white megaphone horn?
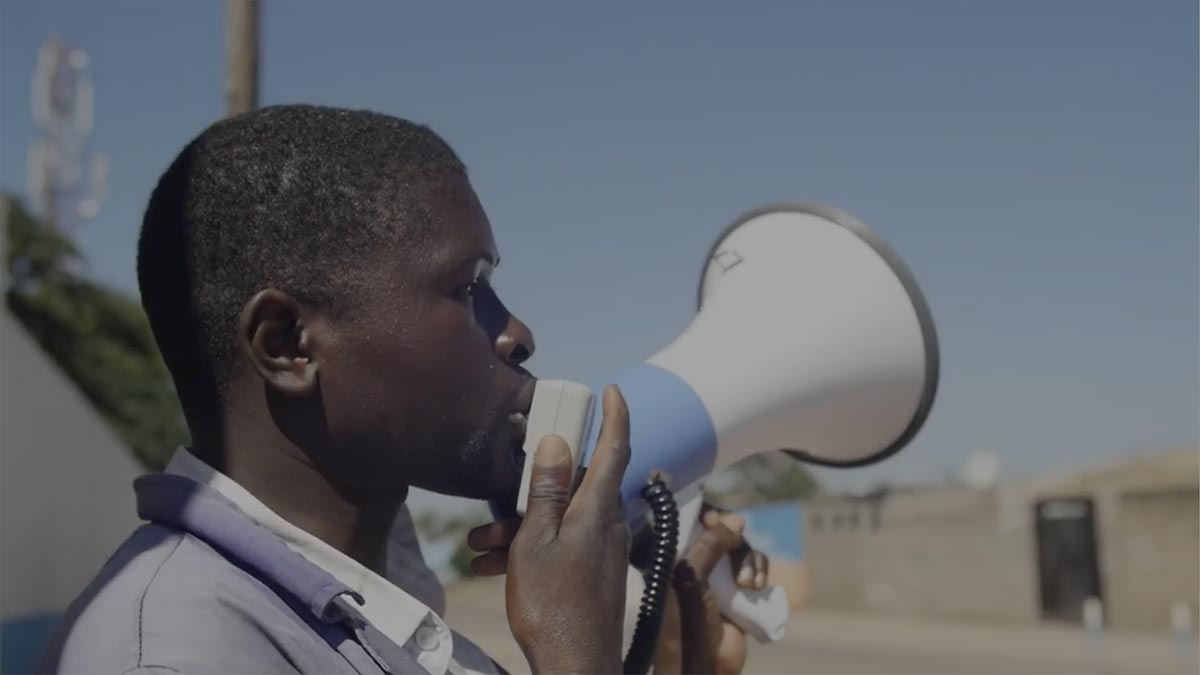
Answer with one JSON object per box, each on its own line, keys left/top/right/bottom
{"left": 505, "top": 202, "right": 940, "bottom": 643}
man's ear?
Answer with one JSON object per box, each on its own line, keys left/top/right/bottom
{"left": 237, "top": 289, "right": 320, "bottom": 396}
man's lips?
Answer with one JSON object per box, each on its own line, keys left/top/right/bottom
{"left": 507, "top": 410, "right": 529, "bottom": 445}
{"left": 514, "top": 376, "right": 536, "bottom": 417}
{"left": 506, "top": 376, "right": 537, "bottom": 466}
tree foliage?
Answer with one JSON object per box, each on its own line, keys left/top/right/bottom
{"left": 413, "top": 509, "right": 487, "bottom": 579}
{"left": 4, "top": 194, "right": 188, "bottom": 469}
{"left": 704, "top": 450, "right": 819, "bottom": 509}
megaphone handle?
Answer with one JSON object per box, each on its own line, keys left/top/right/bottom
{"left": 675, "top": 496, "right": 789, "bottom": 644}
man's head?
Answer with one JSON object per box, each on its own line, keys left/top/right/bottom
{"left": 138, "top": 105, "right": 536, "bottom": 501}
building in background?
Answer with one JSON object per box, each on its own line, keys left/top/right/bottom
{"left": 0, "top": 309, "right": 144, "bottom": 674}
{"left": 805, "top": 448, "right": 1199, "bottom": 632}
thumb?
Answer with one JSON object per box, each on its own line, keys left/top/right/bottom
{"left": 521, "top": 435, "right": 574, "bottom": 534}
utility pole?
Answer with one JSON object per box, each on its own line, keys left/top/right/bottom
{"left": 225, "top": 0, "right": 259, "bottom": 117}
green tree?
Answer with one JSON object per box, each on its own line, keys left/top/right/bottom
{"left": 448, "top": 540, "right": 475, "bottom": 579}
{"left": 704, "top": 450, "right": 819, "bottom": 509}
{"left": 4, "top": 194, "right": 188, "bottom": 469}
{"left": 413, "top": 510, "right": 486, "bottom": 579}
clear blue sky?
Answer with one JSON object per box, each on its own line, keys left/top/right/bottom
{"left": 2, "top": 2, "right": 1197, "bottom": 510}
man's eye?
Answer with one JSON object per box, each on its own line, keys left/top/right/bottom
{"left": 452, "top": 280, "right": 479, "bottom": 303}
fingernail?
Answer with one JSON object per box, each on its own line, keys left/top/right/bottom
{"left": 536, "top": 437, "right": 570, "bottom": 467}
{"left": 738, "top": 568, "right": 754, "bottom": 585}
{"left": 756, "top": 572, "right": 767, "bottom": 588}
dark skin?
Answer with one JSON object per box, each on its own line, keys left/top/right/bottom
{"left": 470, "top": 501, "right": 771, "bottom": 674}
{"left": 220, "top": 175, "right": 535, "bottom": 575}
{"left": 657, "top": 509, "right": 770, "bottom": 675}
{"left": 209, "top": 172, "right": 769, "bottom": 672}
{"left": 206, "top": 172, "right": 626, "bottom": 672}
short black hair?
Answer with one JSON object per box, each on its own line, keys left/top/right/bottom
{"left": 137, "top": 105, "right": 465, "bottom": 427}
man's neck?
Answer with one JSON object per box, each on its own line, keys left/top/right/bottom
{"left": 202, "top": 422, "right": 406, "bottom": 577}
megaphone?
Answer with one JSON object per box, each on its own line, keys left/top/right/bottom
{"left": 500, "top": 202, "right": 939, "bottom": 642}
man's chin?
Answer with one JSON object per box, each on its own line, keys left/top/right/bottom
{"left": 473, "top": 459, "right": 522, "bottom": 505}
{"left": 423, "top": 456, "right": 521, "bottom": 505}
{"left": 472, "top": 441, "right": 524, "bottom": 503}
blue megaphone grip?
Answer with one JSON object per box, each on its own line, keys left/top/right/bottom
{"left": 583, "top": 364, "right": 719, "bottom": 526}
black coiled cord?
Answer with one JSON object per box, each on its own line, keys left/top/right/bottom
{"left": 622, "top": 477, "right": 680, "bottom": 674}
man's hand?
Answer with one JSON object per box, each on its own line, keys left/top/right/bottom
{"left": 654, "top": 508, "right": 770, "bottom": 675}
{"left": 476, "top": 386, "right": 631, "bottom": 674}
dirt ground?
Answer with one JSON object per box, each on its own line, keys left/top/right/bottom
{"left": 444, "top": 576, "right": 1197, "bottom": 674}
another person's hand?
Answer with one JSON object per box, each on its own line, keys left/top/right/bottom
{"left": 653, "top": 508, "right": 770, "bottom": 675}
{"left": 475, "top": 386, "right": 631, "bottom": 674}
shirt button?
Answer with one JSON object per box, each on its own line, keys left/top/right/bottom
{"left": 415, "top": 626, "right": 440, "bottom": 651}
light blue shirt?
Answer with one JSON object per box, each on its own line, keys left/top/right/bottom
{"left": 38, "top": 457, "right": 503, "bottom": 675}
{"left": 164, "top": 449, "right": 495, "bottom": 675}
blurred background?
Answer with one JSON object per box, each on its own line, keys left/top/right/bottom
{"left": 0, "top": 1, "right": 1196, "bottom": 673}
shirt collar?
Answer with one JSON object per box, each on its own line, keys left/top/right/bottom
{"left": 164, "top": 448, "right": 452, "bottom": 674}
{"left": 134, "top": 472, "right": 358, "bottom": 621}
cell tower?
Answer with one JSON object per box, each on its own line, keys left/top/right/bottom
{"left": 27, "top": 37, "right": 108, "bottom": 232}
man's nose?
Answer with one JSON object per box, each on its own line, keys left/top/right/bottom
{"left": 494, "top": 315, "right": 536, "bottom": 365}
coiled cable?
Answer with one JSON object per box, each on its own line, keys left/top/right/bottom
{"left": 622, "top": 476, "right": 679, "bottom": 674}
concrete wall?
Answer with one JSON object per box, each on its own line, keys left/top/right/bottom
{"left": 805, "top": 450, "right": 1199, "bottom": 631}
{"left": 0, "top": 310, "right": 145, "bottom": 671}
{"left": 1021, "top": 449, "right": 1200, "bottom": 630}
{"left": 1110, "top": 488, "right": 1199, "bottom": 630}
{"left": 806, "top": 486, "right": 1040, "bottom": 622}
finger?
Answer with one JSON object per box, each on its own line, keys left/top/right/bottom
{"left": 571, "top": 386, "right": 630, "bottom": 516}
{"left": 736, "top": 548, "right": 769, "bottom": 589}
{"left": 520, "top": 435, "right": 574, "bottom": 534}
{"left": 469, "top": 549, "right": 509, "bottom": 576}
{"left": 716, "top": 512, "right": 746, "bottom": 537}
{"left": 736, "top": 553, "right": 756, "bottom": 589}
{"left": 754, "top": 550, "right": 770, "bottom": 589}
{"left": 685, "top": 522, "right": 744, "bottom": 579}
{"left": 651, "top": 587, "right": 683, "bottom": 674}
{"left": 716, "top": 621, "right": 749, "bottom": 675}
{"left": 674, "top": 565, "right": 718, "bottom": 675}
{"left": 737, "top": 550, "right": 765, "bottom": 589}
{"left": 701, "top": 582, "right": 724, "bottom": 647}
{"left": 712, "top": 512, "right": 756, "bottom": 588}
{"left": 467, "top": 518, "right": 521, "bottom": 552}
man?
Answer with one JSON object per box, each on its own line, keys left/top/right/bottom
{"left": 40, "top": 105, "right": 767, "bottom": 674}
